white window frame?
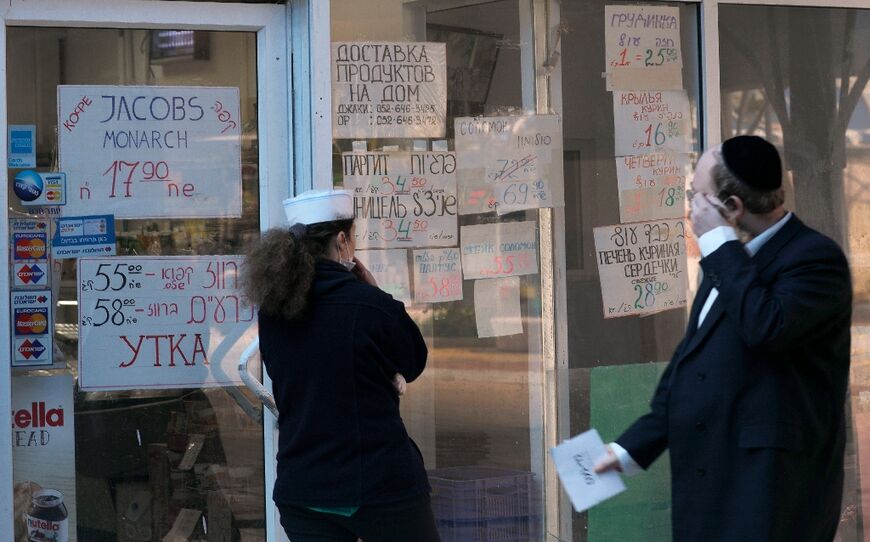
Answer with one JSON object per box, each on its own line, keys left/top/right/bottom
{"left": 0, "top": 1, "right": 290, "bottom": 540}
{"left": 543, "top": 0, "right": 869, "bottom": 539}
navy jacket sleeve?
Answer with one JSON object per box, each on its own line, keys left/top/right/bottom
{"left": 616, "top": 357, "right": 675, "bottom": 469}
{"left": 701, "top": 239, "right": 851, "bottom": 352}
{"left": 381, "top": 300, "right": 428, "bottom": 382}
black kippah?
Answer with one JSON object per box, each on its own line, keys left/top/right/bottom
{"left": 720, "top": 135, "right": 782, "bottom": 191}
{"left": 289, "top": 222, "right": 308, "bottom": 239}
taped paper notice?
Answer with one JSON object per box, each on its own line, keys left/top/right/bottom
{"left": 413, "top": 248, "right": 462, "bottom": 303}
{"left": 343, "top": 152, "right": 458, "bottom": 249}
{"left": 593, "top": 219, "right": 688, "bottom": 318}
{"left": 474, "top": 276, "right": 522, "bottom": 338}
{"left": 615, "top": 153, "right": 690, "bottom": 222}
{"left": 551, "top": 429, "right": 626, "bottom": 513}
{"left": 604, "top": 5, "right": 682, "bottom": 90}
{"left": 460, "top": 221, "right": 538, "bottom": 280}
{"left": 613, "top": 91, "right": 690, "bottom": 157}
{"left": 356, "top": 249, "right": 412, "bottom": 304}
{"left": 58, "top": 86, "right": 242, "bottom": 219}
{"left": 455, "top": 115, "right": 564, "bottom": 215}
{"left": 332, "top": 42, "right": 447, "bottom": 139}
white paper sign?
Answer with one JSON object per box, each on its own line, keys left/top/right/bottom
{"left": 332, "top": 42, "right": 447, "bottom": 138}
{"left": 615, "top": 153, "right": 690, "bottom": 223}
{"left": 613, "top": 91, "right": 690, "bottom": 157}
{"left": 58, "top": 85, "right": 242, "bottom": 218}
{"left": 11, "top": 290, "right": 53, "bottom": 367}
{"left": 413, "top": 248, "right": 463, "bottom": 303}
{"left": 77, "top": 256, "right": 257, "bottom": 391}
{"left": 551, "top": 429, "right": 626, "bottom": 513}
{"left": 460, "top": 221, "right": 539, "bottom": 280}
{"left": 356, "top": 249, "right": 412, "bottom": 304}
{"left": 13, "top": 374, "right": 78, "bottom": 542}
{"left": 474, "top": 276, "right": 522, "bottom": 338}
{"left": 593, "top": 219, "right": 688, "bottom": 318}
{"left": 455, "top": 115, "right": 564, "bottom": 215}
{"left": 604, "top": 5, "right": 682, "bottom": 90}
{"left": 343, "top": 152, "right": 458, "bottom": 249}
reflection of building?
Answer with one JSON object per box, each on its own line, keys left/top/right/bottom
{"left": 2, "top": 1, "right": 870, "bottom": 541}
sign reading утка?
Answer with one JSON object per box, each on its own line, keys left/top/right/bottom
{"left": 77, "top": 256, "right": 256, "bottom": 391}
{"left": 58, "top": 86, "right": 242, "bottom": 219}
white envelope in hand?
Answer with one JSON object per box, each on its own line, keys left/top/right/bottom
{"left": 550, "top": 428, "right": 626, "bottom": 513}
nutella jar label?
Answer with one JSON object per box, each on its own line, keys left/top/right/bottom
{"left": 25, "top": 489, "right": 68, "bottom": 542}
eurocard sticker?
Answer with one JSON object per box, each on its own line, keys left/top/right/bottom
{"left": 11, "top": 290, "right": 53, "bottom": 366}
{"left": 10, "top": 219, "right": 51, "bottom": 289}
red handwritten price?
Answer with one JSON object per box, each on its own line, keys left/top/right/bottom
{"left": 101, "top": 160, "right": 194, "bottom": 198}
{"left": 211, "top": 100, "right": 238, "bottom": 134}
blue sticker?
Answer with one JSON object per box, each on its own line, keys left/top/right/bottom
{"left": 7, "top": 125, "right": 36, "bottom": 168}
{"left": 14, "top": 170, "right": 43, "bottom": 202}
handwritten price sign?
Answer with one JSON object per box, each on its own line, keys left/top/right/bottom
{"left": 413, "top": 248, "right": 463, "bottom": 303}
{"left": 615, "top": 152, "right": 691, "bottom": 223}
{"left": 356, "top": 249, "right": 412, "bottom": 303}
{"left": 613, "top": 91, "right": 690, "bottom": 157}
{"left": 455, "top": 115, "right": 564, "bottom": 215}
{"left": 593, "top": 219, "right": 688, "bottom": 319}
{"left": 58, "top": 86, "right": 242, "bottom": 219}
{"left": 77, "top": 256, "right": 256, "bottom": 391}
{"left": 460, "top": 221, "right": 539, "bottom": 280}
{"left": 604, "top": 5, "right": 683, "bottom": 91}
{"left": 343, "top": 152, "right": 458, "bottom": 249}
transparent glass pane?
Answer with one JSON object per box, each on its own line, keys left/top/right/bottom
{"left": 559, "top": 2, "right": 702, "bottom": 540}
{"left": 331, "top": 1, "right": 545, "bottom": 540}
{"left": 8, "top": 27, "right": 263, "bottom": 542}
{"left": 719, "top": 6, "right": 870, "bottom": 539}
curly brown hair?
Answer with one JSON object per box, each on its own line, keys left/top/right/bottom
{"left": 241, "top": 219, "right": 354, "bottom": 320}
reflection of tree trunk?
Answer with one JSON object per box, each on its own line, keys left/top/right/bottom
{"left": 784, "top": 8, "right": 846, "bottom": 243}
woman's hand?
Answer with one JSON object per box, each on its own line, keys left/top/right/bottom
{"left": 392, "top": 373, "right": 407, "bottom": 396}
{"left": 352, "top": 257, "right": 378, "bottom": 286}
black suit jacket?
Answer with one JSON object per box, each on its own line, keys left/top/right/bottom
{"left": 617, "top": 215, "right": 852, "bottom": 541}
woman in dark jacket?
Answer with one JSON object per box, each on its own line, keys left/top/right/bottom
{"left": 242, "top": 189, "right": 439, "bottom": 542}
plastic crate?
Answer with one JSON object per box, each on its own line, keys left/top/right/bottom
{"left": 434, "top": 515, "right": 541, "bottom": 542}
{"left": 428, "top": 466, "right": 535, "bottom": 522}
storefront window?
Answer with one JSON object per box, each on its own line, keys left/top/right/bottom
{"left": 331, "top": 1, "right": 546, "bottom": 540}
{"left": 559, "top": 2, "right": 702, "bottom": 540}
{"left": 8, "top": 27, "right": 264, "bottom": 541}
{"left": 719, "top": 5, "right": 870, "bottom": 538}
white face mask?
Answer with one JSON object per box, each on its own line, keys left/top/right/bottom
{"left": 338, "top": 236, "right": 356, "bottom": 271}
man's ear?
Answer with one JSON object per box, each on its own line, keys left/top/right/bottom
{"left": 723, "top": 195, "right": 744, "bottom": 220}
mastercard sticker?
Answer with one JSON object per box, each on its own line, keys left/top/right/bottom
{"left": 11, "top": 290, "right": 52, "bottom": 366}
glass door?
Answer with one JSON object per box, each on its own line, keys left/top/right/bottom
{"left": 3, "top": 3, "right": 288, "bottom": 541}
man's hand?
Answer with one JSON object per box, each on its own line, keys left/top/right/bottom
{"left": 593, "top": 445, "right": 623, "bottom": 474}
{"left": 690, "top": 192, "right": 731, "bottom": 237}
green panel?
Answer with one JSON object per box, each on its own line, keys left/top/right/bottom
{"left": 589, "top": 362, "right": 672, "bottom": 542}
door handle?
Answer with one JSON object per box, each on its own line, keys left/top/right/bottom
{"left": 238, "top": 337, "right": 279, "bottom": 418}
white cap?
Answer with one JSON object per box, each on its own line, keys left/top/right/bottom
{"left": 282, "top": 189, "right": 354, "bottom": 226}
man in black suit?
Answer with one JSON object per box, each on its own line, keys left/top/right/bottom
{"left": 595, "top": 135, "right": 852, "bottom": 541}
